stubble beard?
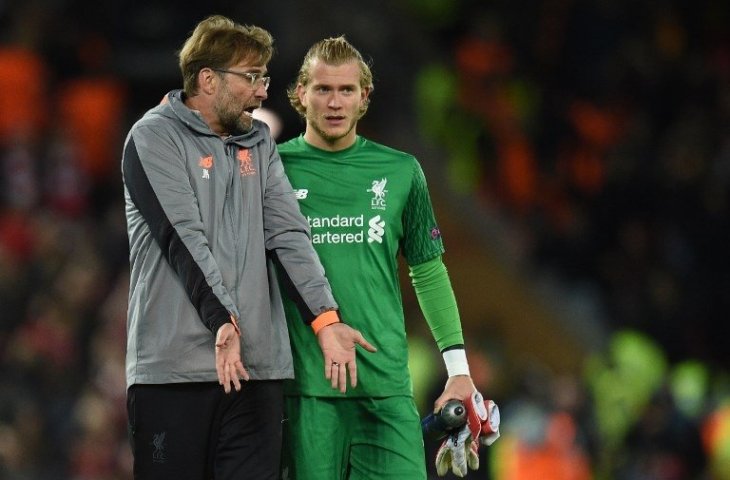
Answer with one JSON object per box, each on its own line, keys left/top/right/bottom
{"left": 216, "top": 90, "right": 253, "bottom": 135}
{"left": 309, "top": 112, "right": 357, "bottom": 146}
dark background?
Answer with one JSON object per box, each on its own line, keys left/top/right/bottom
{"left": 1, "top": 0, "right": 728, "bottom": 478}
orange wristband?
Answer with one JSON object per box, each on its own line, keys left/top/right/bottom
{"left": 311, "top": 310, "right": 339, "bottom": 334}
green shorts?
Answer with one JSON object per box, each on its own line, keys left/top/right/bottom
{"left": 282, "top": 395, "right": 427, "bottom": 480}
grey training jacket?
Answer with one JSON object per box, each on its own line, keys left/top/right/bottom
{"left": 122, "top": 89, "right": 336, "bottom": 387}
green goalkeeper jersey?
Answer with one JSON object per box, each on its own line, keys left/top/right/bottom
{"left": 278, "top": 135, "right": 445, "bottom": 397}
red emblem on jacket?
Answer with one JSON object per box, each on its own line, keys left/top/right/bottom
{"left": 238, "top": 149, "right": 256, "bottom": 176}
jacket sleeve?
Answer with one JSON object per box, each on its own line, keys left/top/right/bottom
{"left": 262, "top": 137, "right": 337, "bottom": 321}
{"left": 122, "top": 124, "right": 237, "bottom": 334}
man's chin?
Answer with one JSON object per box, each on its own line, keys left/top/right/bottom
{"left": 315, "top": 126, "right": 349, "bottom": 143}
{"left": 234, "top": 118, "right": 254, "bottom": 134}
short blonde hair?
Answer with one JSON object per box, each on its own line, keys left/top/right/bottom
{"left": 288, "top": 36, "right": 373, "bottom": 119}
{"left": 178, "top": 15, "right": 274, "bottom": 96}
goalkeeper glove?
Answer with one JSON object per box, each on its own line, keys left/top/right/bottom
{"left": 434, "top": 391, "right": 501, "bottom": 477}
{"left": 435, "top": 424, "right": 479, "bottom": 477}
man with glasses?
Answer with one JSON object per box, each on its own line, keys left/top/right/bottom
{"left": 210, "top": 68, "right": 272, "bottom": 90}
{"left": 122, "top": 16, "right": 375, "bottom": 480}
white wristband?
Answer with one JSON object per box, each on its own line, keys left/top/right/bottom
{"left": 442, "top": 349, "right": 470, "bottom": 377}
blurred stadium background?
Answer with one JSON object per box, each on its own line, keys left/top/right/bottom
{"left": 1, "top": 0, "right": 729, "bottom": 478}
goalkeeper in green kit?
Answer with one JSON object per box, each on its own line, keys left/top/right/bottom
{"left": 278, "top": 36, "right": 499, "bottom": 479}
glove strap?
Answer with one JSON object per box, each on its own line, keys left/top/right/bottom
{"left": 465, "top": 391, "right": 488, "bottom": 441}
{"left": 483, "top": 400, "right": 500, "bottom": 434}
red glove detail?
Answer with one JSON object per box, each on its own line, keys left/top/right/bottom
{"left": 434, "top": 391, "right": 501, "bottom": 477}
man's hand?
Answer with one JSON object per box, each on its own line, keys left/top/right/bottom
{"left": 433, "top": 375, "right": 477, "bottom": 413}
{"left": 215, "top": 317, "right": 249, "bottom": 393}
{"left": 316, "top": 323, "right": 376, "bottom": 393}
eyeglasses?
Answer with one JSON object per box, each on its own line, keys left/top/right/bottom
{"left": 212, "top": 69, "right": 271, "bottom": 91}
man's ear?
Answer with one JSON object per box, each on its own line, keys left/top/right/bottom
{"left": 297, "top": 83, "right": 308, "bottom": 108}
{"left": 361, "top": 86, "right": 371, "bottom": 102}
{"left": 199, "top": 67, "right": 218, "bottom": 95}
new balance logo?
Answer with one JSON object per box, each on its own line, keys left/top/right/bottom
{"left": 199, "top": 155, "right": 213, "bottom": 180}
{"left": 294, "top": 189, "right": 309, "bottom": 200}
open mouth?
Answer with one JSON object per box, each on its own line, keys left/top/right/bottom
{"left": 243, "top": 106, "right": 260, "bottom": 118}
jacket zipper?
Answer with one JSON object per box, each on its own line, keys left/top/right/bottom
{"left": 226, "top": 142, "right": 241, "bottom": 310}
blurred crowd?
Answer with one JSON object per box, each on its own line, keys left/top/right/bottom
{"left": 414, "top": 0, "right": 730, "bottom": 368}
{"left": 411, "top": 0, "right": 730, "bottom": 477}
{"left": 1, "top": 0, "right": 729, "bottom": 479}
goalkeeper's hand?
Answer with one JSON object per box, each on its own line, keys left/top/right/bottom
{"left": 435, "top": 391, "right": 501, "bottom": 477}
{"left": 313, "top": 311, "right": 377, "bottom": 393}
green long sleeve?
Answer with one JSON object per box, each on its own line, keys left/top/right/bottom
{"left": 409, "top": 256, "right": 464, "bottom": 352}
